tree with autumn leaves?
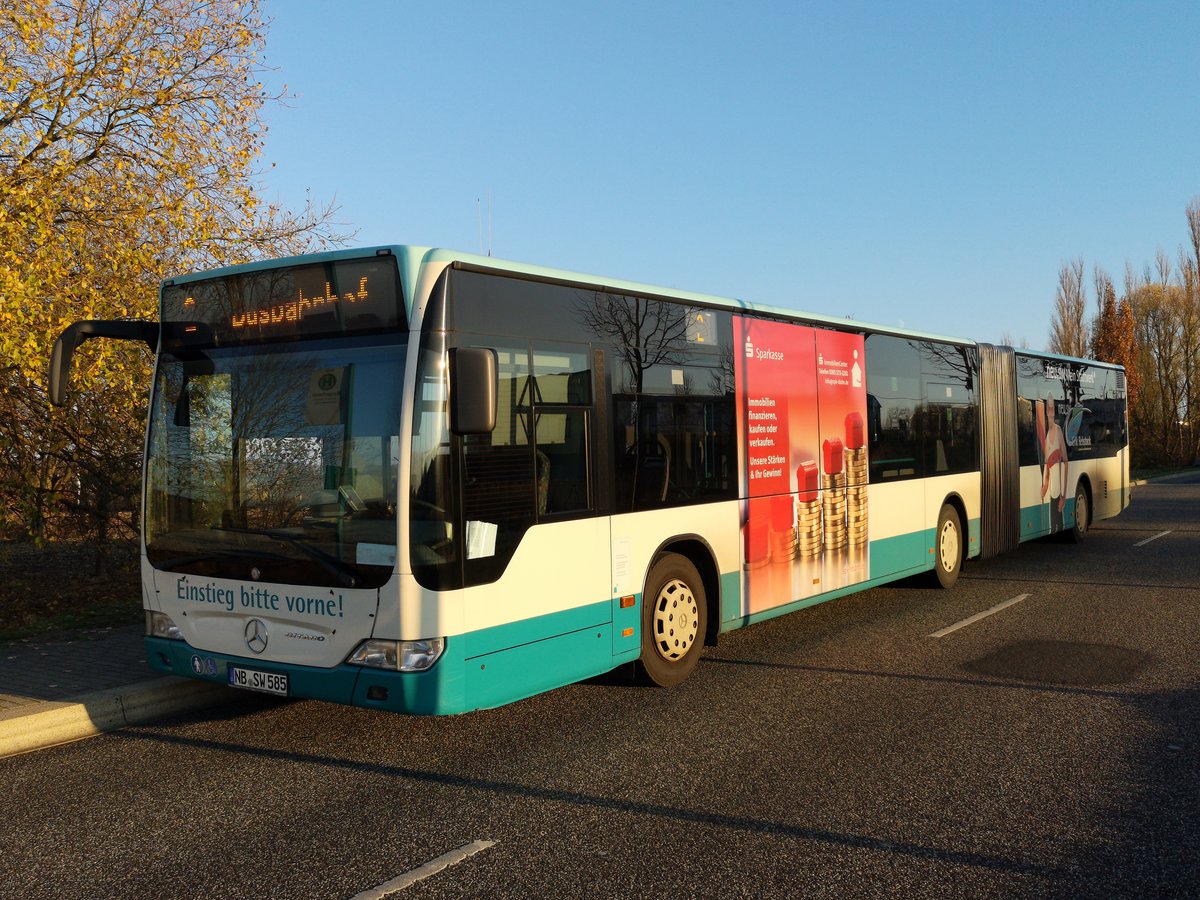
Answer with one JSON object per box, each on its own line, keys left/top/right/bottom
{"left": 1050, "top": 199, "right": 1200, "bottom": 468}
{"left": 0, "top": 0, "right": 345, "bottom": 560}
{"left": 1087, "top": 265, "right": 1139, "bottom": 412}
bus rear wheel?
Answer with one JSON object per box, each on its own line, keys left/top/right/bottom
{"left": 1067, "top": 483, "right": 1089, "bottom": 543}
{"left": 636, "top": 553, "right": 707, "bottom": 688}
{"left": 931, "top": 504, "right": 962, "bottom": 589}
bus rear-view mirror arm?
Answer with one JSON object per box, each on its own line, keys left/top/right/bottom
{"left": 449, "top": 347, "right": 498, "bottom": 435}
{"left": 49, "top": 319, "right": 160, "bottom": 407}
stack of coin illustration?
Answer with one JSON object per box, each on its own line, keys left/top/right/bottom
{"left": 795, "top": 460, "right": 823, "bottom": 557}
{"left": 844, "top": 412, "right": 868, "bottom": 546}
{"left": 769, "top": 494, "right": 797, "bottom": 561}
{"left": 821, "top": 438, "right": 847, "bottom": 551}
{"left": 746, "top": 505, "right": 769, "bottom": 569}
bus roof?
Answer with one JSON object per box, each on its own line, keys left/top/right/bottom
{"left": 1014, "top": 347, "right": 1124, "bottom": 370}
{"left": 163, "top": 244, "right": 1029, "bottom": 352}
{"left": 416, "top": 246, "right": 978, "bottom": 347}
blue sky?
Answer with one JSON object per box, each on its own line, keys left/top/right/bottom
{"left": 257, "top": 1, "right": 1200, "bottom": 349}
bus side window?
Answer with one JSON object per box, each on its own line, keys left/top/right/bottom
{"left": 1016, "top": 357, "right": 1050, "bottom": 467}
{"left": 919, "top": 343, "right": 977, "bottom": 476}
{"left": 410, "top": 324, "right": 462, "bottom": 591}
{"left": 865, "top": 334, "right": 922, "bottom": 482}
{"left": 530, "top": 343, "right": 592, "bottom": 517}
{"left": 614, "top": 391, "right": 735, "bottom": 512}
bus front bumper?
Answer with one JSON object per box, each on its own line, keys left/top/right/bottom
{"left": 145, "top": 636, "right": 467, "bottom": 715}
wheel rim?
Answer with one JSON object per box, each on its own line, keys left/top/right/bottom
{"left": 939, "top": 519, "right": 959, "bottom": 572}
{"left": 1077, "top": 492, "right": 1088, "bottom": 533}
{"left": 652, "top": 578, "right": 699, "bottom": 662}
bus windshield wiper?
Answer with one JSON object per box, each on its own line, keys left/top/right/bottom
{"left": 155, "top": 547, "right": 295, "bottom": 570}
{"left": 214, "top": 526, "right": 362, "bottom": 588}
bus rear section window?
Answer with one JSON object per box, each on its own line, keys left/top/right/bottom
{"left": 1077, "top": 368, "right": 1127, "bottom": 457}
{"left": 1016, "top": 354, "right": 1125, "bottom": 467}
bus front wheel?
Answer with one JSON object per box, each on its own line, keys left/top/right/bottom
{"left": 636, "top": 553, "right": 707, "bottom": 688}
{"left": 931, "top": 504, "right": 963, "bottom": 589}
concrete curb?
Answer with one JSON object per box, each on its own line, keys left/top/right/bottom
{"left": 1132, "top": 477, "right": 1191, "bottom": 487}
{"left": 1135, "top": 469, "right": 1200, "bottom": 485}
{"left": 0, "top": 676, "right": 232, "bottom": 759}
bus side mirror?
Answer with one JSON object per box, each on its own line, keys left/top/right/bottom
{"left": 449, "top": 347, "right": 497, "bottom": 435}
{"left": 49, "top": 330, "right": 81, "bottom": 407}
{"left": 49, "top": 320, "right": 159, "bottom": 406}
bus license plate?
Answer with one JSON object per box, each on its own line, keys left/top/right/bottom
{"left": 228, "top": 666, "right": 288, "bottom": 696}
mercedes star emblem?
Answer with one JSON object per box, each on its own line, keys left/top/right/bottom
{"left": 245, "top": 618, "right": 269, "bottom": 654}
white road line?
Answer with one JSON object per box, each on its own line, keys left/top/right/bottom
{"left": 1134, "top": 530, "right": 1172, "bottom": 547}
{"left": 352, "top": 840, "right": 497, "bottom": 898}
{"left": 928, "top": 594, "right": 1030, "bottom": 639}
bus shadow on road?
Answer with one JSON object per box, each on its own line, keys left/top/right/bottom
{"left": 119, "top": 665, "right": 1199, "bottom": 894}
{"left": 703, "top": 656, "right": 1138, "bottom": 700}
{"left": 118, "top": 723, "right": 1073, "bottom": 882}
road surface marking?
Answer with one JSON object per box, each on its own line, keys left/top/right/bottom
{"left": 352, "top": 840, "right": 496, "bottom": 898}
{"left": 928, "top": 594, "right": 1030, "bottom": 638}
{"left": 1134, "top": 530, "right": 1171, "bottom": 547}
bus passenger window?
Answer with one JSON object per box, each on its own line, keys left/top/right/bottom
{"left": 865, "top": 334, "right": 922, "bottom": 482}
{"left": 531, "top": 344, "right": 592, "bottom": 517}
{"left": 410, "top": 329, "right": 460, "bottom": 590}
{"left": 536, "top": 409, "right": 589, "bottom": 513}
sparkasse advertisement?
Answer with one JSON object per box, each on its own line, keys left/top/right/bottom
{"left": 734, "top": 317, "right": 869, "bottom": 614}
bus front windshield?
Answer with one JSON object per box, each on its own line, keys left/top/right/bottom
{"left": 145, "top": 337, "right": 405, "bottom": 589}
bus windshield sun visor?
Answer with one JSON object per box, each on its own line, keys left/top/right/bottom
{"left": 49, "top": 319, "right": 159, "bottom": 406}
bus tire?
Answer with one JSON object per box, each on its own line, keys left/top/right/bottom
{"left": 931, "top": 504, "right": 962, "bottom": 589}
{"left": 1067, "top": 483, "right": 1089, "bottom": 543}
{"left": 636, "top": 553, "right": 707, "bottom": 688}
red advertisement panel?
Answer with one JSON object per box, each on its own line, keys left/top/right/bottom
{"left": 735, "top": 317, "right": 868, "bottom": 615}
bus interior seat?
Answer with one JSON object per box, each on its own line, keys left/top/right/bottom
{"left": 635, "top": 434, "right": 671, "bottom": 504}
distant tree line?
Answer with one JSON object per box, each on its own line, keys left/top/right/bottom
{"left": 1048, "top": 199, "right": 1200, "bottom": 468}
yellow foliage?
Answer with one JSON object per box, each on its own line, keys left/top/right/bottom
{"left": 1, "top": 0, "right": 342, "bottom": 391}
{"left": 0, "top": 0, "right": 346, "bottom": 539}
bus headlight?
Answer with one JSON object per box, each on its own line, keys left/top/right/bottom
{"left": 347, "top": 638, "right": 445, "bottom": 672}
{"left": 146, "top": 611, "right": 183, "bottom": 640}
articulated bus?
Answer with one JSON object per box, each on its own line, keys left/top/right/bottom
{"left": 49, "top": 247, "right": 1130, "bottom": 713}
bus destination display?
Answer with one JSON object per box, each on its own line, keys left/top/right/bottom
{"left": 160, "top": 256, "right": 403, "bottom": 345}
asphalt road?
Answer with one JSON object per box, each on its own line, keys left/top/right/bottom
{"left": 2, "top": 479, "right": 1197, "bottom": 899}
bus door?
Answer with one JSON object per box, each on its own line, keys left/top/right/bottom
{"left": 458, "top": 340, "right": 609, "bottom": 646}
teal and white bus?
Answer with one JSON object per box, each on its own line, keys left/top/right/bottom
{"left": 49, "top": 246, "right": 1130, "bottom": 713}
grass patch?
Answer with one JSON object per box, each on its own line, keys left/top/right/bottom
{"left": 0, "top": 596, "right": 142, "bottom": 642}
{"left": 0, "top": 540, "right": 140, "bottom": 641}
